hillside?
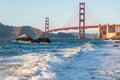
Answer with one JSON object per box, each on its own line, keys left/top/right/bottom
{"left": 0, "top": 23, "right": 43, "bottom": 39}
{"left": 47, "top": 32, "right": 98, "bottom": 39}
{"left": 12, "top": 26, "right": 43, "bottom": 38}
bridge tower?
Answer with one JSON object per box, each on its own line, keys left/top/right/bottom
{"left": 45, "top": 17, "right": 49, "bottom": 38}
{"left": 78, "top": 2, "right": 85, "bottom": 39}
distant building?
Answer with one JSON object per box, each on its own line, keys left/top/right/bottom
{"left": 98, "top": 24, "right": 120, "bottom": 39}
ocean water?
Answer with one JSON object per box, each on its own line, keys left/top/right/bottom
{"left": 0, "top": 38, "right": 120, "bottom": 80}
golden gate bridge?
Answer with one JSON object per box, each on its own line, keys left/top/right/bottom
{"left": 44, "top": 2, "right": 120, "bottom": 39}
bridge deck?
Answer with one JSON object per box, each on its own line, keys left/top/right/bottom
{"left": 46, "top": 24, "right": 120, "bottom": 32}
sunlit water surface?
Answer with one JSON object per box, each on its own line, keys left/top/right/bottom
{"left": 0, "top": 39, "right": 120, "bottom": 80}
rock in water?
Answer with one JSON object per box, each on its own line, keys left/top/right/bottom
{"left": 37, "top": 38, "right": 51, "bottom": 43}
{"left": 16, "top": 35, "right": 51, "bottom": 43}
{"left": 16, "top": 34, "right": 33, "bottom": 41}
{"left": 113, "top": 45, "right": 119, "bottom": 47}
{"left": 115, "top": 41, "right": 120, "bottom": 44}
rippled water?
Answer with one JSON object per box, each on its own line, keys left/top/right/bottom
{"left": 0, "top": 38, "right": 120, "bottom": 80}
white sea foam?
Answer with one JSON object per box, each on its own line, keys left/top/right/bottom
{"left": 60, "top": 42, "right": 95, "bottom": 58}
{"left": 12, "top": 40, "right": 31, "bottom": 44}
{"left": 61, "top": 46, "right": 81, "bottom": 58}
{"left": 0, "top": 53, "right": 60, "bottom": 80}
{"left": 82, "top": 42, "right": 94, "bottom": 51}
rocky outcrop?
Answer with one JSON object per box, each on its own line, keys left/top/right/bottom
{"left": 115, "top": 41, "right": 120, "bottom": 44}
{"left": 16, "top": 34, "right": 33, "bottom": 41}
{"left": 16, "top": 34, "right": 51, "bottom": 43}
{"left": 30, "top": 38, "right": 51, "bottom": 43}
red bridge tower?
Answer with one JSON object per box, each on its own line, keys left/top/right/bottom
{"left": 45, "top": 17, "right": 49, "bottom": 38}
{"left": 78, "top": 2, "right": 85, "bottom": 39}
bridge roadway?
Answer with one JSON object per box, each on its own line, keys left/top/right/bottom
{"left": 47, "top": 24, "right": 120, "bottom": 32}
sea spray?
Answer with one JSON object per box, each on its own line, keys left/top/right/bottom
{"left": 60, "top": 46, "right": 81, "bottom": 58}
{"left": 0, "top": 39, "right": 119, "bottom": 80}
{"left": 0, "top": 54, "right": 59, "bottom": 80}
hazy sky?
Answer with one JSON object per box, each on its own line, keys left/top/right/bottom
{"left": 0, "top": 0, "right": 120, "bottom": 32}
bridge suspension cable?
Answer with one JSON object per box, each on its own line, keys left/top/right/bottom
{"left": 62, "top": 3, "right": 104, "bottom": 28}
{"left": 62, "top": 5, "right": 78, "bottom": 27}
{"left": 112, "top": 14, "right": 120, "bottom": 24}
{"left": 49, "top": 20, "right": 56, "bottom": 30}
{"left": 86, "top": 5, "right": 103, "bottom": 25}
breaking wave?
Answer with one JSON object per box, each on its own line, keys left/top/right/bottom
{"left": 1, "top": 39, "right": 119, "bottom": 80}
{"left": 0, "top": 53, "right": 60, "bottom": 80}
{"left": 0, "top": 40, "right": 93, "bottom": 80}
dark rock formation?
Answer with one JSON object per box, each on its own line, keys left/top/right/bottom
{"left": 37, "top": 38, "right": 51, "bottom": 43}
{"left": 30, "top": 38, "right": 51, "bottom": 43}
{"left": 16, "top": 35, "right": 51, "bottom": 43}
{"left": 113, "top": 40, "right": 120, "bottom": 47}
{"left": 115, "top": 41, "right": 120, "bottom": 44}
{"left": 113, "top": 45, "right": 119, "bottom": 47}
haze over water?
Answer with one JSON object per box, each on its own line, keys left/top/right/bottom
{"left": 0, "top": 38, "right": 120, "bottom": 80}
